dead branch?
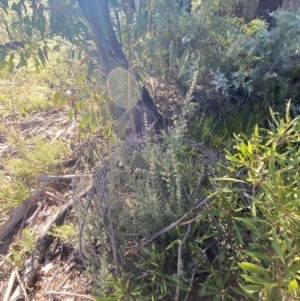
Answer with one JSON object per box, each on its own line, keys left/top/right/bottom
{"left": 22, "top": 181, "right": 94, "bottom": 287}
{"left": 1, "top": 257, "right": 28, "bottom": 301}
{"left": 125, "top": 192, "right": 218, "bottom": 255}
{"left": 183, "top": 261, "right": 198, "bottom": 301}
{"left": 24, "top": 200, "right": 74, "bottom": 287}
{"left": 175, "top": 224, "right": 191, "bottom": 301}
{"left": 9, "top": 285, "right": 21, "bottom": 301}
{"left": 178, "top": 213, "right": 203, "bottom": 226}
{"left": 77, "top": 186, "right": 95, "bottom": 268}
{"left": 107, "top": 200, "right": 121, "bottom": 275}
{"left": 38, "top": 173, "right": 92, "bottom": 183}
{"left": 0, "top": 41, "right": 24, "bottom": 50}
{"left": 14, "top": 269, "right": 29, "bottom": 301}
{"left": 3, "top": 270, "right": 16, "bottom": 301}
{"left": 93, "top": 167, "right": 124, "bottom": 274}
{"left": 0, "top": 185, "right": 45, "bottom": 243}
{"left": 54, "top": 271, "right": 73, "bottom": 291}
{"left": 42, "top": 191, "right": 65, "bottom": 204}
{"left": 45, "top": 290, "right": 95, "bottom": 300}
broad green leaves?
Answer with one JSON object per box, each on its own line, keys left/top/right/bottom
{"left": 272, "top": 229, "right": 285, "bottom": 264}
{"left": 288, "top": 279, "right": 298, "bottom": 294}
{"left": 238, "top": 262, "right": 271, "bottom": 280}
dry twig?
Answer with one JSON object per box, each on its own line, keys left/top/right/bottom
{"left": 183, "top": 261, "right": 198, "bottom": 301}
{"left": 125, "top": 192, "right": 218, "bottom": 255}
{"left": 3, "top": 269, "right": 16, "bottom": 301}
{"left": 14, "top": 269, "right": 29, "bottom": 301}
{"left": 38, "top": 173, "right": 92, "bottom": 183}
{"left": 0, "top": 256, "right": 28, "bottom": 301}
{"left": 45, "top": 290, "right": 95, "bottom": 300}
{"left": 175, "top": 224, "right": 191, "bottom": 301}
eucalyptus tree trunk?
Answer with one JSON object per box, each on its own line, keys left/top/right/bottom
{"left": 255, "top": 0, "right": 283, "bottom": 27}
{"left": 77, "top": 0, "right": 163, "bottom": 133}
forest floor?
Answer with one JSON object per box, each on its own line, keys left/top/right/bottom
{"left": 0, "top": 46, "right": 187, "bottom": 300}
{"left": 0, "top": 58, "right": 100, "bottom": 300}
{"left": 0, "top": 106, "right": 97, "bottom": 301}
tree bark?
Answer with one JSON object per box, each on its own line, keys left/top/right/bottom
{"left": 255, "top": 0, "right": 283, "bottom": 28}
{"left": 76, "top": 0, "right": 163, "bottom": 133}
{"left": 77, "top": 0, "right": 110, "bottom": 75}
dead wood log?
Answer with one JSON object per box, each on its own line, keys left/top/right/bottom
{"left": 0, "top": 186, "right": 45, "bottom": 246}
{"left": 23, "top": 200, "right": 74, "bottom": 287}
{"left": 0, "top": 173, "right": 91, "bottom": 249}
{"left": 22, "top": 185, "right": 93, "bottom": 285}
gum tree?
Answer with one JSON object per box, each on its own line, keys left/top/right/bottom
{"left": 0, "top": 0, "right": 166, "bottom": 132}
{"left": 0, "top": 0, "right": 287, "bottom": 133}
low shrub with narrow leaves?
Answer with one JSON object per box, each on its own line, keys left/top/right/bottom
{"left": 86, "top": 102, "right": 300, "bottom": 301}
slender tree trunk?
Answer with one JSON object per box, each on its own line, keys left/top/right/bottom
{"left": 77, "top": 0, "right": 163, "bottom": 132}
{"left": 97, "top": 0, "right": 128, "bottom": 69}
{"left": 255, "top": 0, "right": 283, "bottom": 28}
{"left": 233, "top": 1, "right": 245, "bottom": 20}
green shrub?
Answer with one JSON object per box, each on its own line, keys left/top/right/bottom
{"left": 82, "top": 102, "right": 300, "bottom": 300}
{"left": 130, "top": 4, "right": 300, "bottom": 118}
{"left": 0, "top": 138, "right": 67, "bottom": 208}
{"left": 80, "top": 80, "right": 210, "bottom": 299}
{"left": 5, "top": 139, "right": 67, "bottom": 179}
{"left": 49, "top": 223, "right": 77, "bottom": 246}
{"left": 212, "top": 103, "right": 300, "bottom": 300}
{"left": 11, "top": 227, "right": 35, "bottom": 269}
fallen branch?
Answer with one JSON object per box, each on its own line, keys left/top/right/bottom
{"left": 125, "top": 192, "right": 217, "bottom": 255}
{"left": 9, "top": 285, "right": 21, "bottom": 301}
{"left": 14, "top": 269, "right": 29, "bottom": 301}
{"left": 38, "top": 173, "right": 92, "bottom": 183}
{"left": 1, "top": 257, "right": 28, "bottom": 301}
{"left": 0, "top": 185, "right": 45, "bottom": 243}
{"left": 55, "top": 269, "right": 74, "bottom": 291}
{"left": 45, "top": 290, "right": 95, "bottom": 300}
{"left": 77, "top": 187, "right": 95, "bottom": 268}
{"left": 42, "top": 191, "right": 65, "bottom": 204}
{"left": 3, "top": 269, "right": 16, "bottom": 301}
{"left": 22, "top": 179, "right": 94, "bottom": 286}
{"left": 0, "top": 41, "right": 24, "bottom": 50}
{"left": 175, "top": 224, "right": 191, "bottom": 301}
{"left": 24, "top": 200, "right": 74, "bottom": 287}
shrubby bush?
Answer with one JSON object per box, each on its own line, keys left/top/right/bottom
{"left": 202, "top": 103, "right": 300, "bottom": 300}
{"left": 207, "top": 9, "right": 300, "bottom": 106}
{"left": 2, "top": 1, "right": 300, "bottom": 299}
{"left": 131, "top": 4, "right": 300, "bottom": 116}
{"left": 81, "top": 97, "right": 300, "bottom": 300}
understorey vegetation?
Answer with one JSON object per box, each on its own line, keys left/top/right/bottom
{"left": 0, "top": 0, "right": 300, "bottom": 300}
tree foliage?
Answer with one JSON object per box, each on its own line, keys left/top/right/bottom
{"left": 0, "top": 0, "right": 296, "bottom": 125}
